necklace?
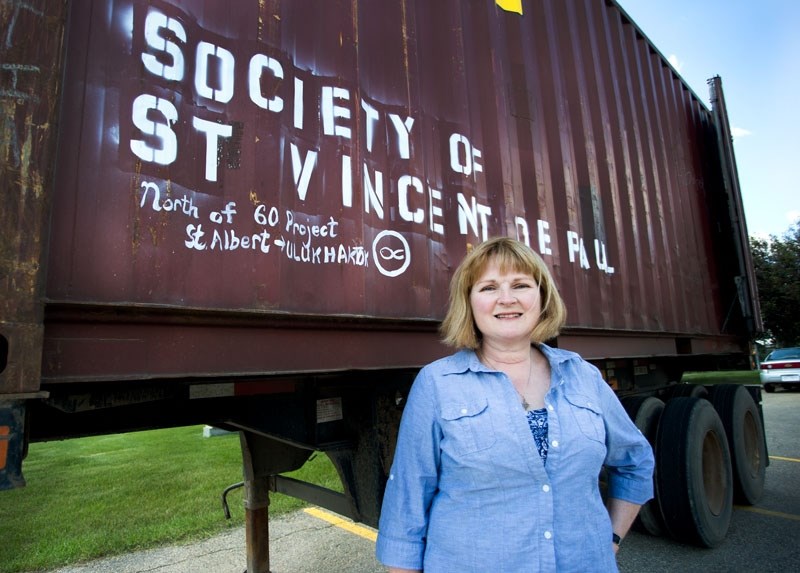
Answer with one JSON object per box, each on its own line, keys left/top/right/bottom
{"left": 519, "top": 356, "right": 533, "bottom": 410}
{"left": 480, "top": 348, "right": 534, "bottom": 410}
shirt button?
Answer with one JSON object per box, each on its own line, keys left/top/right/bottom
{"left": 544, "top": 530, "right": 553, "bottom": 539}
{"left": 542, "top": 484, "right": 550, "bottom": 493}
{"left": 587, "top": 402, "right": 593, "bottom": 407}
{"left": 551, "top": 440, "right": 559, "bottom": 448}
{"left": 548, "top": 405, "right": 554, "bottom": 411}
{"left": 461, "top": 408, "right": 468, "bottom": 415}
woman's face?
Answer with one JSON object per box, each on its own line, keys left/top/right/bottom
{"left": 470, "top": 260, "right": 542, "bottom": 348}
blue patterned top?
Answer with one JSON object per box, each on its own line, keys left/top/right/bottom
{"left": 526, "top": 408, "right": 549, "bottom": 464}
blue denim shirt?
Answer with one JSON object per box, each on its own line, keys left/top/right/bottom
{"left": 376, "top": 344, "right": 654, "bottom": 572}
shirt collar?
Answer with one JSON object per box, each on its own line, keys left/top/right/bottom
{"left": 439, "top": 343, "right": 578, "bottom": 376}
{"left": 537, "top": 343, "right": 580, "bottom": 366}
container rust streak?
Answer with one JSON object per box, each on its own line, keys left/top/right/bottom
{"left": 0, "top": 0, "right": 69, "bottom": 394}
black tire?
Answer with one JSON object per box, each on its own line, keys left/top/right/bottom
{"left": 656, "top": 397, "right": 732, "bottom": 547}
{"left": 621, "top": 396, "right": 664, "bottom": 440}
{"left": 662, "top": 383, "right": 709, "bottom": 401}
{"left": 709, "top": 385, "right": 767, "bottom": 505}
{"left": 763, "top": 384, "right": 775, "bottom": 393}
{"left": 621, "top": 396, "right": 666, "bottom": 537}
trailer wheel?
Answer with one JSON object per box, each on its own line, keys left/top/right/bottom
{"left": 621, "top": 396, "right": 666, "bottom": 537}
{"left": 656, "top": 397, "right": 732, "bottom": 547}
{"left": 709, "top": 384, "right": 766, "bottom": 505}
{"left": 662, "top": 383, "right": 708, "bottom": 401}
{"left": 763, "top": 383, "right": 775, "bottom": 393}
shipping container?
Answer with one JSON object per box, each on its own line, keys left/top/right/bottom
{"left": 1, "top": 0, "right": 765, "bottom": 569}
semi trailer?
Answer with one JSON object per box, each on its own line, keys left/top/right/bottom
{"left": 1, "top": 1, "right": 765, "bottom": 571}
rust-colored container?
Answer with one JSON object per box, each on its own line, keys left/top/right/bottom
{"left": 0, "top": 0, "right": 765, "bottom": 555}
{"left": 6, "top": 0, "right": 759, "bottom": 384}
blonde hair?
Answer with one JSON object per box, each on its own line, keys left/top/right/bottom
{"left": 440, "top": 237, "right": 567, "bottom": 349}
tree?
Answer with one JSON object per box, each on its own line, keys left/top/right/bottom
{"left": 750, "top": 223, "right": 800, "bottom": 347}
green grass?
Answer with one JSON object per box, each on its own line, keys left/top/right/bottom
{"left": 681, "top": 369, "right": 760, "bottom": 385}
{"left": 0, "top": 426, "right": 341, "bottom": 573}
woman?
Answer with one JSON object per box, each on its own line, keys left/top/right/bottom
{"left": 375, "top": 237, "right": 654, "bottom": 572}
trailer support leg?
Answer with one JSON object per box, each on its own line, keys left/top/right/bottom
{"left": 243, "top": 477, "right": 271, "bottom": 573}
{"left": 238, "top": 431, "right": 312, "bottom": 573}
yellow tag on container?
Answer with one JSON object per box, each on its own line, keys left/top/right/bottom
{"left": 496, "top": 0, "right": 523, "bottom": 15}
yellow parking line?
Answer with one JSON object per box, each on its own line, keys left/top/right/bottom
{"left": 304, "top": 496, "right": 800, "bottom": 543}
{"left": 304, "top": 507, "right": 378, "bottom": 542}
{"left": 735, "top": 505, "right": 800, "bottom": 522}
{"left": 770, "top": 455, "right": 800, "bottom": 463}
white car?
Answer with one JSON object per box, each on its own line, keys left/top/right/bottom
{"left": 760, "top": 347, "right": 800, "bottom": 392}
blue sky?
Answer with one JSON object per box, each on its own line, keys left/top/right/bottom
{"left": 616, "top": 0, "right": 800, "bottom": 239}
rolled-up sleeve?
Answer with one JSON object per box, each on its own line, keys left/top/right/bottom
{"left": 375, "top": 367, "right": 441, "bottom": 569}
{"left": 597, "top": 376, "right": 655, "bottom": 505}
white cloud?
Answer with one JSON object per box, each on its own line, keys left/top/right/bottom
{"left": 787, "top": 210, "right": 800, "bottom": 224}
{"left": 667, "top": 54, "right": 684, "bottom": 72}
{"left": 731, "top": 127, "right": 752, "bottom": 140}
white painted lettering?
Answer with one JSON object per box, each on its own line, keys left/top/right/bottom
{"left": 253, "top": 204, "right": 280, "bottom": 226}
{"left": 210, "top": 228, "right": 270, "bottom": 253}
{"left": 515, "top": 217, "right": 530, "bottom": 247}
{"left": 361, "top": 100, "right": 379, "bottom": 152}
{"left": 131, "top": 94, "right": 178, "bottom": 165}
{"left": 389, "top": 114, "right": 414, "bottom": 159}
{"left": 449, "top": 133, "right": 483, "bottom": 177}
{"left": 457, "top": 193, "right": 491, "bottom": 240}
{"left": 363, "top": 165, "right": 384, "bottom": 219}
{"left": 538, "top": 220, "right": 552, "bottom": 255}
{"left": 294, "top": 76, "right": 304, "bottom": 129}
{"left": 142, "top": 11, "right": 185, "bottom": 81}
{"left": 195, "top": 41, "right": 235, "bottom": 103}
{"left": 450, "top": 133, "right": 472, "bottom": 175}
{"left": 594, "top": 239, "right": 615, "bottom": 274}
{"left": 341, "top": 154, "right": 352, "bottom": 207}
{"left": 249, "top": 54, "right": 283, "bottom": 112}
{"left": 192, "top": 117, "right": 233, "bottom": 181}
{"left": 185, "top": 224, "right": 206, "bottom": 250}
{"left": 290, "top": 143, "right": 318, "bottom": 201}
{"left": 429, "top": 187, "right": 445, "bottom": 235}
{"left": 284, "top": 211, "right": 339, "bottom": 248}
{"left": 321, "top": 86, "right": 352, "bottom": 138}
{"left": 567, "top": 231, "right": 590, "bottom": 269}
{"left": 210, "top": 202, "right": 237, "bottom": 224}
{"left": 139, "top": 181, "right": 198, "bottom": 218}
{"left": 398, "top": 175, "right": 424, "bottom": 224}
{"left": 128, "top": 13, "right": 625, "bottom": 281}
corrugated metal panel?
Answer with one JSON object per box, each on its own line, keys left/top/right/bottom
{"left": 40, "top": 0, "right": 753, "bottom": 378}
{"left": 0, "top": 0, "right": 69, "bottom": 393}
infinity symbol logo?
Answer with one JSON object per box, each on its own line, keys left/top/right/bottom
{"left": 379, "top": 247, "right": 406, "bottom": 261}
{"left": 372, "top": 231, "right": 411, "bottom": 277}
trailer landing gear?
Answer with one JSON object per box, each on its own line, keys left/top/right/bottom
{"left": 238, "top": 431, "right": 312, "bottom": 573}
